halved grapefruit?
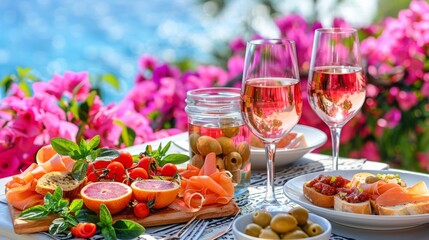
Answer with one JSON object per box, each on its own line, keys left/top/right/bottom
{"left": 131, "top": 179, "right": 180, "bottom": 209}
{"left": 80, "top": 182, "right": 132, "bottom": 214}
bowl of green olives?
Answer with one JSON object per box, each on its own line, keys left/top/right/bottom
{"left": 232, "top": 206, "right": 331, "bottom": 240}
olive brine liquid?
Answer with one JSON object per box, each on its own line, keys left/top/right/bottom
{"left": 241, "top": 78, "right": 302, "bottom": 143}
{"left": 308, "top": 66, "right": 366, "bottom": 127}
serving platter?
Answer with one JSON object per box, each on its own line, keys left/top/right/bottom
{"left": 250, "top": 125, "right": 327, "bottom": 170}
{"left": 283, "top": 169, "right": 429, "bottom": 230}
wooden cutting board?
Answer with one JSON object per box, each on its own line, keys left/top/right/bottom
{"left": 9, "top": 200, "right": 239, "bottom": 234}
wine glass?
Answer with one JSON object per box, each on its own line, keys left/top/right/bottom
{"left": 307, "top": 28, "right": 367, "bottom": 171}
{"left": 241, "top": 39, "right": 302, "bottom": 210}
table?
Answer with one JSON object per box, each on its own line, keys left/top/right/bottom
{"left": 1, "top": 133, "right": 429, "bottom": 240}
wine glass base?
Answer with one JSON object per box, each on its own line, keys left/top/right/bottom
{"left": 255, "top": 199, "right": 289, "bottom": 212}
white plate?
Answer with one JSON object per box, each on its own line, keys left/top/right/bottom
{"left": 251, "top": 125, "right": 327, "bottom": 170}
{"left": 283, "top": 169, "right": 429, "bottom": 230}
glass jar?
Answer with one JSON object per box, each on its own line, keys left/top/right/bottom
{"left": 185, "top": 87, "right": 251, "bottom": 195}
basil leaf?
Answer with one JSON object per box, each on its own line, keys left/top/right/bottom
{"left": 55, "top": 199, "right": 70, "bottom": 214}
{"left": 76, "top": 209, "right": 99, "bottom": 223}
{"left": 63, "top": 215, "right": 78, "bottom": 226}
{"left": 88, "top": 135, "right": 101, "bottom": 151}
{"left": 19, "top": 205, "right": 50, "bottom": 220}
{"left": 72, "top": 161, "right": 88, "bottom": 181}
{"left": 69, "top": 199, "right": 83, "bottom": 213}
{"left": 44, "top": 192, "right": 55, "bottom": 209}
{"left": 161, "top": 141, "right": 171, "bottom": 156}
{"left": 52, "top": 187, "right": 63, "bottom": 202}
{"left": 99, "top": 204, "right": 112, "bottom": 226}
{"left": 51, "top": 138, "right": 79, "bottom": 155}
{"left": 69, "top": 149, "right": 86, "bottom": 160}
{"left": 160, "top": 153, "right": 190, "bottom": 166}
{"left": 101, "top": 225, "right": 117, "bottom": 240}
{"left": 113, "top": 220, "right": 145, "bottom": 239}
{"left": 79, "top": 139, "right": 88, "bottom": 153}
{"left": 49, "top": 218, "right": 68, "bottom": 235}
{"left": 96, "top": 148, "right": 120, "bottom": 160}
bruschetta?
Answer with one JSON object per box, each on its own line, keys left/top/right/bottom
{"left": 303, "top": 175, "right": 350, "bottom": 208}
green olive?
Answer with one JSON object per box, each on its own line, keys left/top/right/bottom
{"left": 281, "top": 229, "right": 308, "bottom": 239}
{"left": 216, "top": 157, "right": 225, "bottom": 170}
{"left": 303, "top": 223, "right": 324, "bottom": 237}
{"left": 245, "top": 223, "right": 262, "bottom": 237}
{"left": 191, "top": 154, "right": 204, "bottom": 168}
{"left": 196, "top": 136, "right": 222, "bottom": 156}
{"left": 259, "top": 229, "right": 280, "bottom": 239}
{"left": 288, "top": 206, "right": 309, "bottom": 226}
{"left": 231, "top": 170, "right": 242, "bottom": 184}
{"left": 224, "top": 152, "right": 243, "bottom": 171}
{"left": 221, "top": 126, "right": 240, "bottom": 138}
{"left": 270, "top": 213, "right": 297, "bottom": 234}
{"left": 253, "top": 210, "right": 272, "bottom": 228}
{"left": 237, "top": 142, "right": 250, "bottom": 166}
{"left": 216, "top": 137, "right": 236, "bottom": 155}
{"left": 189, "top": 133, "right": 200, "bottom": 154}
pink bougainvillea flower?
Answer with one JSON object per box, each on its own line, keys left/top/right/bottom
{"left": 396, "top": 91, "right": 418, "bottom": 111}
{"left": 359, "top": 141, "right": 381, "bottom": 162}
{"left": 197, "top": 65, "right": 229, "bottom": 86}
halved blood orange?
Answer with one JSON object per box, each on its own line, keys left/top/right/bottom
{"left": 131, "top": 179, "right": 180, "bottom": 209}
{"left": 80, "top": 182, "right": 132, "bottom": 214}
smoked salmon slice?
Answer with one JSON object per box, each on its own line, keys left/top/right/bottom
{"left": 6, "top": 145, "right": 76, "bottom": 211}
{"left": 172, "top": 152, "right": 234, "bottom": 212}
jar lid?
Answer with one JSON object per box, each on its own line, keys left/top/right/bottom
{"left": 185, "top": 87, "right": 241, "bottom": 115}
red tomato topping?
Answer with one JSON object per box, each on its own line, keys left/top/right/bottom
{"left": 71, "top": 223, "right": 97, "bottom": 239}
{"left": 337, "top": 187, "right": 371, "bottom": 203}
{"left": 308, "top": 175, "right": 350, "bottom": 195}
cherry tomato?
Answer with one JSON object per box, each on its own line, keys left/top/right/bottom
{"left": 137, "top": 157, "right": 157, "bottom": 176}
{"left": 106, "top": 161, "right": 126, "bottom": 180}
{"left": 113, "top": 151, "right": 134, "bottom": 169}
{"left": 133, "top": 203, "right": 150, "bottom": 218}
{"left": 87, "top": 172, "right": 99, "bottom": 182}
{"left": 87, "top": 160, "right": 110, "bottom": 174}
{"left": 129, "top": 167, "right": 149, "bottom": 180}
{"left": 71, "top": 223, "right": 97, "bottom": 239}
{"left": 161, "top": 163, "right": 178, "bottom": 177}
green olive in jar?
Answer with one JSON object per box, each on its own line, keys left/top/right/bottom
{"left": 189, "top": 133, "right": 200, "bottom": 154}
{"left": 253, "top": 210, "right": 272, "bottom": 228}
{"left": 282, "top": 229, "right": 309, "bottom": 239}
{"left": 191, "top": 154, "right": 204, "bottom": 168}
{"left": 270, "top": 213, "right": 297, "bottom": 234}
{"left": 216, "top": 157, "right": 225, "bottom": 170}
{"left": 221, "top": 126, "right": 240, "bottom": 138}
{"left": 288, "top": 206, "right": 309, "bottom": 226}
{"left": 196, "top": 136, "right": 222, "bottom": 156}
{"left": 224, "top": 152, "right": 243, "bottom": 171}
{"left": 259, "top": 229, "right": 280, "bottom": 239}
{"left": 303, "top": 222, "right": 323, "bottom": 237}
{"left": 245, "top": 223, "right": 262, "bottom": 237}
{"left": 237, "top": 142, "right": 250, "bottom": 165}
{"left": 216, "top": 136, "right": 236, "bottom": 155}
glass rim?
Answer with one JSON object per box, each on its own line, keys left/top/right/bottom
{"left": 315, "top": 27, "right": 357, "bottom": 34}
{"left": 247, "top": 38, "right": 296, "bottom": 46}
{"left": 186, "top": 87, "right": 240, "bottom": 101}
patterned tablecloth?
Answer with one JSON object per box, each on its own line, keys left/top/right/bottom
{"left": 139, "top": 157, "right": 367, "bottom": 240}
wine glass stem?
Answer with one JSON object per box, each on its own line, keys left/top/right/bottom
{"left": 330, "top": 126, "right": 342, "bottom": 171}
{"left": 264, "top": 143, "right": 277, "bottom": 204}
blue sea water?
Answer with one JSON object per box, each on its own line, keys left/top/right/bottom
{"left": 0, "top": 0, "right": 247, "bottom": 103}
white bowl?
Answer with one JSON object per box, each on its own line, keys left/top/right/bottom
{"left": 233, "top": 211, "right": 331, "bottom": 240}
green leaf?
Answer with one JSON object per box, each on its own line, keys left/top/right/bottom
{"left": 161, "top": 141, "right": 172, "bottom": 156}
{"left": 114, "top": 119, "right": 136, "bottom": 147}
{"left": 101, "top": 225, "right": 117, "bottom": 240}
{"left": 72, "top": 161, "right": 88, "bottom": 181}
{"left": 70, "top": 100, "right": 80, "bottom": 120}
{"left": 63, "top": 215, "right": 79, "bottom": 226}
{"left": 113, "top": 220, "right": 145, "bottom": 239}
{"left": 87, "top": 135, "right": 101, "bottom": 151}
{"left": 79, "top": 139, "right": 88, "bottom": 152}
{"left": 18, "top": 81, "right": 31, "bottom": 97}
{"left": 18, "top": 205, "right": 50, "bottom": 220}
{"left": 101, "top": 73, "right": 120, "bottom": 91}
{"left": 49, "top": 218, "right": 69, "bottom": 236}
{"left": 55, "top": 199, "right": 70, "bottom": 214}
{"left": 95, "top": 148, "right": 120, "bottom": 161}
{"left": 69, "top": 149, "right": 86, "bottom": 160}
{"left": 78, "top": 102, "right": 90, "bottom": 122}
{"left": 69, "top": 199, "right": 83, "bottom": 213}
{"left": 160, "top": 154, "right": 190, "bottom": 166}
{"left": 99, "top": 204, "right": 112, "bottom": 226}
{"left": 76, "top": 209, "right": 99, "bottom": 223}
{"left": 17, "top": 67, "right": 31, "bottom": 78}
{"left": 86, "top": 91, "right": 97, "bottom": 107}
{"left": 50, "top": 138, "right": 79, "bottom": 155}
